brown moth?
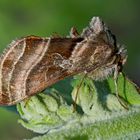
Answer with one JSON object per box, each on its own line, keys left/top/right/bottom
{"left": 0, "top": 17, "right": 127, "bottom": 105}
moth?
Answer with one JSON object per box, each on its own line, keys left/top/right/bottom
{"left": 0, "top": 17, "right": 127, "bottom": 105}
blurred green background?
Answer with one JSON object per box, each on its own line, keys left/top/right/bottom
{"left": 0, "top": 0, "right": 139, "bottom": 139}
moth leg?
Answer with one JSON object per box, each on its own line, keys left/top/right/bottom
{"left": 70, "top": 27, "right": 79, "bottom": 38}
{"left": 73, "top": 73, "right": 87, "bottom": 112}
{"left": 114, "top": 65, "right": 128, "bottom": 110}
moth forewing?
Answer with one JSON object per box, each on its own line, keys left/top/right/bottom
{"left": 0, "top": 36, "right": 83, "bottom": 105}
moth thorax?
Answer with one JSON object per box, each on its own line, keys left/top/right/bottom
{"left": 88, "top": 65, "right": 115, "bottom": 81}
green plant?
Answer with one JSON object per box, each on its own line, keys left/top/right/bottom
{"left": 17, "top": 73, "right": 140, "bottom": 140}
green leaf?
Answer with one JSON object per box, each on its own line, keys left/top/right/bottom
{"left": 17, "top": 73, "right": 140, "bottom": 140}
{"left": 107, "top": 73, "right": 140, "bottom": 105}
{"left": 26, "top": 111, "right": 140, "bottom": 140}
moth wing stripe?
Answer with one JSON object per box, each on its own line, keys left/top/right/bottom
{"left": 7, "top": 39, "right": 27, "bottom": 103}
{"left": 0, "top": 38, "right": 26, "bottom": 104}
{"left": 8, "top": 38, "right": 51, "bottom": 104}
{"left": 23, "top": 38, "right": 51, "bottom": 97}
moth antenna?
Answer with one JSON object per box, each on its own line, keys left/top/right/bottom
{"left": 114, "top": 65, "right": 129, "bottom": 110}
{"left": 73, "top": 73, "right": 87, "bottom": 112}
{"left": 70, "top": 27, "right": 79, "bottom": 38}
